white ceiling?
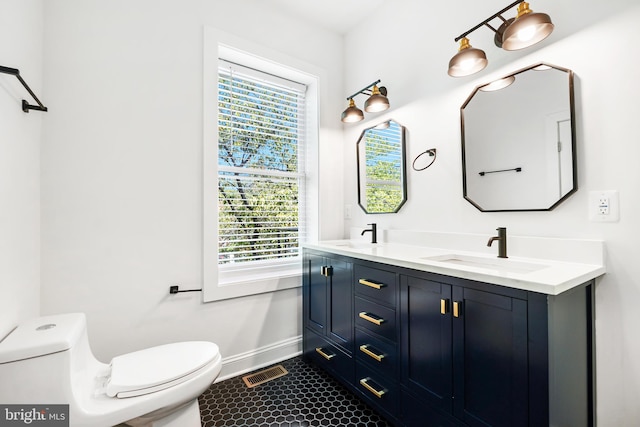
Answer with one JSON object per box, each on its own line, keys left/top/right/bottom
{"left": 268, "top": 0, "right": 387, "bottom": 34}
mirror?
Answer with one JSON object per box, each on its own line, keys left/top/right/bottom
{"left": 461, "top": 63, "right": 576, "bottom": 212}
{"left": 357, "top": 119, "right": 407, "bottom": 213}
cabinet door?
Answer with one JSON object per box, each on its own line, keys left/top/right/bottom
{"left": 305, "top": 253, "right": 328, "bottom": 335}
{"left": 452, "top": 287, "right": 528, "bottom": 427}
{"left": 400, "top": 275, "right": 453, "bottom": 413}
{"left": 328, "top": 259, "right": 353, "bottom": 349}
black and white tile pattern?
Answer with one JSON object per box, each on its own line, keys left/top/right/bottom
{"left": 198, "top": 357, "right": 392, "bottom": 427}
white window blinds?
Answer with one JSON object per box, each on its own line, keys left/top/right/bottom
{"left": 217, "top": 60, "right": 306, "bottom": 265}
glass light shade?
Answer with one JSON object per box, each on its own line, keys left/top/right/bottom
{"left": 448, "top": 38, "right": 488, "bottom": 77}
{"left": 364, "top": 85, "right": 390, "bottom": 113}
{"left": 341, "top": 98, "right": 364, "bottom": 123}
{"left": 502, "top": 2, "right": 554, "bottom": 51}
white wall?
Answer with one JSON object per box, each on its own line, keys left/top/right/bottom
{"left": 0, "top": 0, "right": 43, "bottom": 339}
{"left": 344, "top": 0, "right": 640, "bottom": 424}
{"left": 39, "top": 0, "right": 345, "bottom": 372}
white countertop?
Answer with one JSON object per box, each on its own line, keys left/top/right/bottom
{"left": 303, "top": 238, "right": 606, "bottom": 296}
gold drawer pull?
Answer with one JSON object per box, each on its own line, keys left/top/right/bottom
{"left": 440, "top": 298, "right": 449, "bottom": 315}
{"left": 359, "top": 312, "right": 385, "bottom": 326}
{"left": 359, "top": 344, "right": 385, "bottom": 362}
{"left": 320, "top": 266, "right": 333, "bottom": 277}
{"left": 359, "top": 378, "right": 386, "bottom": 398}
{"left": 453, "top": 301, "right": 461, "bottom": 318}
{"left": 359, "top": 279, "right": 385, "bottom": 290}
{"left": 315, "top": 347, "right": 335, "bottom": 360}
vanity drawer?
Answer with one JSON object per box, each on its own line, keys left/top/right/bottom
{"left": 355, "top": 328, "right": 398, "bottom": 379}
{"left": 304, "top": 329, "right": 353, "bottom": 383}
{"left": 355, "top": 296, "right": 397, "bottom": 342}
{"left": 356, "top": 361, "right": 398, "bottom": 417}
{"left": 354, "top": 264, "right": 397, "bottom": 306}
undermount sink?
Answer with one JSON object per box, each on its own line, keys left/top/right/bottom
{"left": 424, "top": 254, "right": 549, "bottom": 274}
{"left": 329, "top": 241, "right": 377, "bottom": 250}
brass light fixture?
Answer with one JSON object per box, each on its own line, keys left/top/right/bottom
{"left": 448, "top": 1, "right": 554, "bottom": 77}
{"left": 341, "top": 79, "right": 389, "bottom": 123}
{"left": 448, "top": 37, "right": 488, "bottom": 77}
{"left": 341, "top": 98, "right": 365, "bottom": 123}
{"left": 502, "top": 2, "right": 554, "bottom": 50}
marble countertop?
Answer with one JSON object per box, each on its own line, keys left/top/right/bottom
{"left": 303, "top": 239, "right": 606, "bottom": 295}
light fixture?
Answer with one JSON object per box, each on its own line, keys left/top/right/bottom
{"left": 364, "top": 85, "right": 390, "bottom": 113}
{"left": 448, "top": 1, "right": 554, "bottom": 77}
{"left": 502, "top": 2, "right": 554, "bottom": 51}
{"left": 447, "top": 37, "right": 488, "bottom": 77}
{"left": 341, "top": 79, "right": 389, "bottom": 123}
{"left": 341, "top": 98, "right": 365, "bottom": 123}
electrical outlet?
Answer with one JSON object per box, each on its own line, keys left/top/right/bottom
{"left": 589, "top": 191, "right": 619, "bottom": 222}
{"left": 344, "top": 204, "right": 352, "bottom": 220}
{"left": 598, "top": 196, "right": 609, "bottom": 215}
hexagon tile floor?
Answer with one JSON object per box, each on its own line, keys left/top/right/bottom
{"left": 198, "top": 356, "right": 392, "bottom": 427}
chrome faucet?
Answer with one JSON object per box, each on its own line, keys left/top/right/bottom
{"left": 487, "top": 227, "right": 508, "bottom": 258}
{"left": 361, "top": 223, "right": 377, "bottom": 244}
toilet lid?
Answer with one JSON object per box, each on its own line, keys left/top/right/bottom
{"left": 106, "top": 341, "right": 219, "bottom": 398}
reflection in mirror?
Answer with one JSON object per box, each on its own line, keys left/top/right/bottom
{"left": 357, "top": 120, "right": 407, "bottom": 214}
{"left": 461, "top": 63, "right": 576, "bottom": 211}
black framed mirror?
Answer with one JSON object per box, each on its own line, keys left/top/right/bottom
{"left": 461, "top": 63, "right": 576, "bottom": 212}
{"left": 357, "top": 119, "right": 407, "bottom": 214}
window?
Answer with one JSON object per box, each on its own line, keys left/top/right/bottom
{"left": 203, "top": 30, "right": 319, "bottom": 302}
{"left": 217, "top": 60, "right": 306, "bottom": 266}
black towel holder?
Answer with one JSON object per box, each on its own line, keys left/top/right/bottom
{"left": 169, "top": 285, "right": 202, "bottom": 295}
{"left": 412, "top": 148, "right": 437, "bottom": 171}
{"left": 0, "top": 65, "right": 48, "bottom": 113}
{"left": 478, "top": 167, "right": 522, "bottom": 176}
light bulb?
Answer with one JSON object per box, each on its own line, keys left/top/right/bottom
{"left": 459, "top": 59, "right": 478, "bottom": 71}
{"left": 516, "top": 26, "right": 536, "bottom": 42}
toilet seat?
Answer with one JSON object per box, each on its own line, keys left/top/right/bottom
{"left": 106, "top": 341, "right": 219, "bottom": 398}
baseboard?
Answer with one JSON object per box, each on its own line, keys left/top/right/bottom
{"left": 216, "top": 335, "right": 302, "bottom": 382}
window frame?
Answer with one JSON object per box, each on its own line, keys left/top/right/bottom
{"left": 203, "top": 28, "right": 319, "bottom": 302}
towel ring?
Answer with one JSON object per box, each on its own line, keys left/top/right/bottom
{"left": 412, "top": 148, "right": 437, "bottom": 171}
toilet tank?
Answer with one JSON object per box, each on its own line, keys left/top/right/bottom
{"left": 0, "top": 313, "right": 87, "bottom": 364}
{"left": 0, "top": 313, "right": 102, "bottom": 406}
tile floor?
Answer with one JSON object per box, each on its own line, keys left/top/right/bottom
{"left": 198, "top": 356, "right": 392, "bottom": 427}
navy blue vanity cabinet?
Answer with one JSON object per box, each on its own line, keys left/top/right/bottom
{"left": 302, "top": 250, "right": 354, "bottom": 384}
{"left": 400, "top": 275, "right": 454, "bottom": 415}
{"left": 400, "top": 270, "right": 594, "bottom": 427}
{"left": 451, "top": 285, "right": 529, "bottom": 427}
{"left": 353, "top": 263, "right": 401, "bottom": 424}
{"left": 303, "top": 249, "right": 594, "bottom": 427}
{"left": 400, "top": 273, "right": 531, "bottom": 426}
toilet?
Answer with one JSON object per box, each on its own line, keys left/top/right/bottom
{"left": 0, "top": 313, "right": 222, "bottom": 427}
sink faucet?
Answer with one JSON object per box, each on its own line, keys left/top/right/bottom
{"left": 487, "top": 227, "right": 508, "bottom": 258}
{"left": 361, "top": 223, "right": 377, "bottom": 244}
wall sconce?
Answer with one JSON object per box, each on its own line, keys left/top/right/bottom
{"left": 341, "top": 79, "right": 390, "bottom": 123}
{"left": 448, "top": 1, "right": 554, "bottom": 78}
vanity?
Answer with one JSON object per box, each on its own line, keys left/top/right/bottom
{"left": 302, "top": 233, "right": 604, "bottom": 427}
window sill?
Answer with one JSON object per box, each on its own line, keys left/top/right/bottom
{"left": 203, "top": 261, "right": 302, "bottom": 302}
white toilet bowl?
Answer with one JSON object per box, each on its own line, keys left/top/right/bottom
{"left": 0, "top": 313, "right": 222, "bottom": 427}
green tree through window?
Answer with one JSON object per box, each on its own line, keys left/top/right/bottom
{"left": 218, "top": 61, "right": 306, "bottom": 264}
{"left": 359, "top": 121, "right": 404, "bottom": 213}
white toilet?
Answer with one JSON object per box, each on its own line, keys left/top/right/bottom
{"left": 0, "top": 313, "right": 222, "bottom": 427}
